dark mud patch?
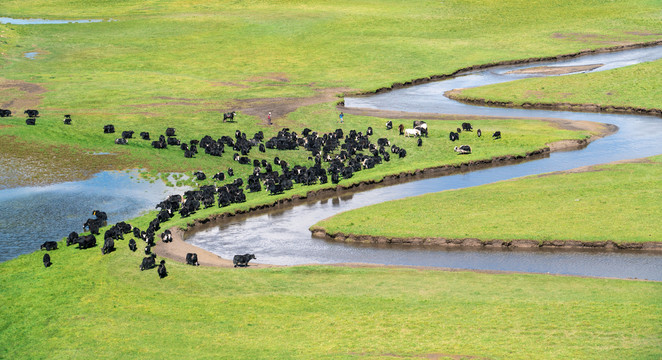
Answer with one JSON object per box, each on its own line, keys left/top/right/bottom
{"left": 506, "top": 64, "right": 602, "bottom": 75}
{"left": 444, "top": 89, "right": 662, "bottom": 118}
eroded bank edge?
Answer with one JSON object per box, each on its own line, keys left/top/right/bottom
{"left": 309, "top": 231, "right": 662, "bottom": 251}
{"left": 155, "top": 133, "right": 617, "bottom": 267}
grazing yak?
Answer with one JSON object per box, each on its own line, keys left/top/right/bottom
{"left": 63, "top": 115, "right": 72, "bottom": 125}
{"left": 101, "top": 237, "right": 115, "bottom": 255}
{"left": 43, "top": 253, "right": 52, "bottom": 268}
{"left": 115, "top": 138, "right": 128, "bottom": 145}
{"left": 385, "top": 120, "right": 393, "bottom": 130}
{"left": 223, "top": 111, "right": 237, "bottom": 122}
{"left": 161, "top": 230, "right": 173, "bottom": 243}
{"left": 449, "top": 131, "right": 459, "bottom": 142}
{"left": 24, "top": 109, "right": 39, "bottom": 117}
{"left": 417, "top": 138, "right": 423, "bottom": 147}
{"left": 398, "top": 124, "right": 404, "bottom": 135}
{"left": 413, "top": 121, "right": 428, "bottom": 137}
{"left": 477, "top": 129, "right": 482, "bottom": 137}
{"left": 492, "top": 131, "right": 501, "bottom": 139}
{"left": 128, "top": 239, "right": 137, "bottom": 252}
{"left": 186, "top": 253, "right": 200, "bottom": 266}
{"left": 67, "top": 232, "right": 79, "bottom": 246}
{"left": 40, "top": 241, "right": 58, "bottom": 251}
{"left": 140, "top": 254, "right": 156, "bottom": 271}
{"left": 166, "top": 127, "right": 176, "bottom": 137}
{"left": 462, "top": 122, "right": 473, "bottom": 132}
{"left": 103, "top": 124, "right": 115, "bottom": 133}
{"left": 233, "top": 253, "right": 256, "bottom": 267}
{"left": 26, "top": 118, "right": 36, "bottom": 126}
{"left": 0, "top": 109, "right": 12, "bottom": 117}
{"left": 77, "top": 235, "right": 97, "bottom": 249}
{"left": 157, "top": 260, "right": 168, "bottom": 278}
{"left": 454, "top": 145, "right": 472, "bottom": 154}
{"left": 404, "top": 128, "right": 421, "bottom": 137}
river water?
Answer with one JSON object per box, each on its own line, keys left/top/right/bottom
{"left": 186, "top": 45, "right": 662, "bottom": 280}
{"left": 0, "top": 171, "right": 185, "bottom": 262}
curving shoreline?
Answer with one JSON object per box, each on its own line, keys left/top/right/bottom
{"left": 444, "top": 88, "right": 662, "bottom": 118}
{"left": 346, "top": 40, "right": 662, "bottom": 97}
{"left": 154, "top": 40, "right": 662, "bottom": 268}
{"left": 154, "top": 124, "right": 617, "bottom": 267}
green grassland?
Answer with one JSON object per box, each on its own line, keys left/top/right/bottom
{"left": 455, "top": 59, "right": 662, "bottom": 110}
{"left": 2, "top": 1, "right": 662, "bottom": 358}
{"left": 313, "top": 155, "right": 662, "bottom": 243}
{"left": 1, "top": 246, "right": 661, "bottom": 360}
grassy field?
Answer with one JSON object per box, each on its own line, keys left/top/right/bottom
{"left": 2, "top": 1, "right": 662, "bottom": 358}
{"left": 455, "top": 59, "right": 662, "bottom": 110}
{"left": 1, "top": 245, "right": 661, "bottom": 360}
{"left": 313, "top": 155, "right": 662, "bottom": 243}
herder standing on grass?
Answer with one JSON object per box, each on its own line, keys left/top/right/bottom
{"left": 267, "top": 112, "right": 272, "bottom": 125}
{"left": 339, "top": 112, "right": 344, "bottom": 123}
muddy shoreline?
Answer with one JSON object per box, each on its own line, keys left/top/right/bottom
{"left": 154, "top": 126, "right": 622, "bottom": 267}
{"left": 309, "top": 231, "right": 662, "bottom": 251}
{"left": 444, "top": 89, "right": 662, "bottom": 118}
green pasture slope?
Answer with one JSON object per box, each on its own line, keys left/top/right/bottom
{"left": 313, "top": 155, "right": 662, "bottom": 242}
{"left": 455, "top": 59, "right": 662, "bottom": 111}
{"left": 1, "top": 249, "right": 661, "bottom": 359}
{"left": 2, "top": 1, "right": 662, "bottom": 359}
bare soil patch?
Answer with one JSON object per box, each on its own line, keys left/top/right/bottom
{"left": 506, "top": 64, "right": 603, "bottom": 75}
{"left": 0, "top": 78, "right": 47, "bottom": 110}
{"left": 227, "top": 86, "right": 352, "bottom": 125}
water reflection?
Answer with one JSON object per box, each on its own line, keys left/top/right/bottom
{"left": 0, "top": 17, "right": 111, "bottom": 25}
{"left": 0, "top": 170, "right": 186, "bottom": 262}
{"left": 188, "top": 45, "right": 662, "bottom": 280}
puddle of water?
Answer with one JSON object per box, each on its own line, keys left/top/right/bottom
{"left": 0, "top": 17, "right": 113, "bottom": 25}
{"left": 0, "top": 170, "right": 188, "bottom": 262}
{"left": 24, "top": 52, "right": 38, "bottom": 59}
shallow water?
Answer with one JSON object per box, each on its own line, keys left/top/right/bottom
{"left": 0, "top": 170, "right": 186, "bottom": 262}
{"left": 187, "top": 45, "right": 662, "bottom": 280}
{"left": 0, "top": 17, "right": 108, "bottom": 25}
{"left": 24, "top": 52, "right": 38, "bottom": 59}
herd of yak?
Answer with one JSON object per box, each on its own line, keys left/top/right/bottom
{"left": 1, "top": 108, "right": 501, "bottom": 275}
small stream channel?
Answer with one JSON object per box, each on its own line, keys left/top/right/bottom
{"left": 186, "top": 45, "right": 662, "bottom": 280}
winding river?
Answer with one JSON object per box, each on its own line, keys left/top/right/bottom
{"left": 186, "top": 45, "right": 662, "bottom": 280}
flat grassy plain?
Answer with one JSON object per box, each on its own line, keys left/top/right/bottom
{"left": 313, "top": 155, "right": 662, "bottom": 243}
{"left": 2, "top": 1, "right": 662, "bottom": 358}
{"left": 455, "top": 59, "right": 662, "bottom": 110}
{"left": 1, "top": 246, "right": 661, "bottom": 360}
